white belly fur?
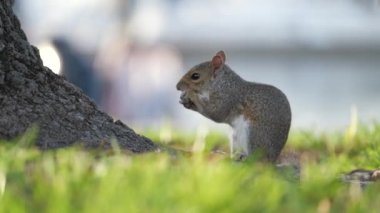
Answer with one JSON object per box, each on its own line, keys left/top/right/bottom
{"left": 230, "top": 115, "right": 250, "bottom": 157}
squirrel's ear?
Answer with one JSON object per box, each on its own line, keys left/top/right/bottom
{"left": 216, "top": 50, "right": 226, "bottom": 62}
{"left": 211, "top": 50, "right": 226, "bottom": 72}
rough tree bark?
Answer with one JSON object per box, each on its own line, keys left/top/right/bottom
{"left": 0, "top": 0, "right": 157, "bottom": 152}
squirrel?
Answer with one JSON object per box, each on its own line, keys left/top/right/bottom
{"left": 176, "top": 51, "right": 291, "bottom": 162}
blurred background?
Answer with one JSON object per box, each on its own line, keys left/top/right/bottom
{"left": 14, "top": 0, "right": 380, "bottom": 132}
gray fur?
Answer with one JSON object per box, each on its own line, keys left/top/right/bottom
{"left": 177, "top": 59, "right": 291, "bottom": 162}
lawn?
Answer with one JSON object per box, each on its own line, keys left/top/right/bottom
{"left": 0, "top": 122, "right": 380, "bottom": 213}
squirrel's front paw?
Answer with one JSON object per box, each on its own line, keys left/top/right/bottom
{"left": 179, "top": 92, "right": 196, "bottom": 109}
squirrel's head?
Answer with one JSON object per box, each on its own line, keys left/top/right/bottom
{"left": 176, "top": 51, "right": 226, "bottom": 110}
{"left": 176, "top": 51, "right": 226, "bottom": 92}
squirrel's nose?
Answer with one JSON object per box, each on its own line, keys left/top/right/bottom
{"left": 176, "top": 81, "right": 184, "bottom": 91}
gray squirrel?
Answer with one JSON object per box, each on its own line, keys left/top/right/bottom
{"left": 176, "top": 51, "right": 291, "bottom": 162}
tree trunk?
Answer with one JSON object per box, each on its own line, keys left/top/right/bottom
{"left": 0, "top": 0, "right": 157, "bottom": 152}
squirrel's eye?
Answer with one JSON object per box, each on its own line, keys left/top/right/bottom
{"left": 191, "top": 73, "right": 200, "bottom": 80}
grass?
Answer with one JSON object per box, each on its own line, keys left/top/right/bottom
{"left": 0, "top": 122, "right": 380, "bottom": 213}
